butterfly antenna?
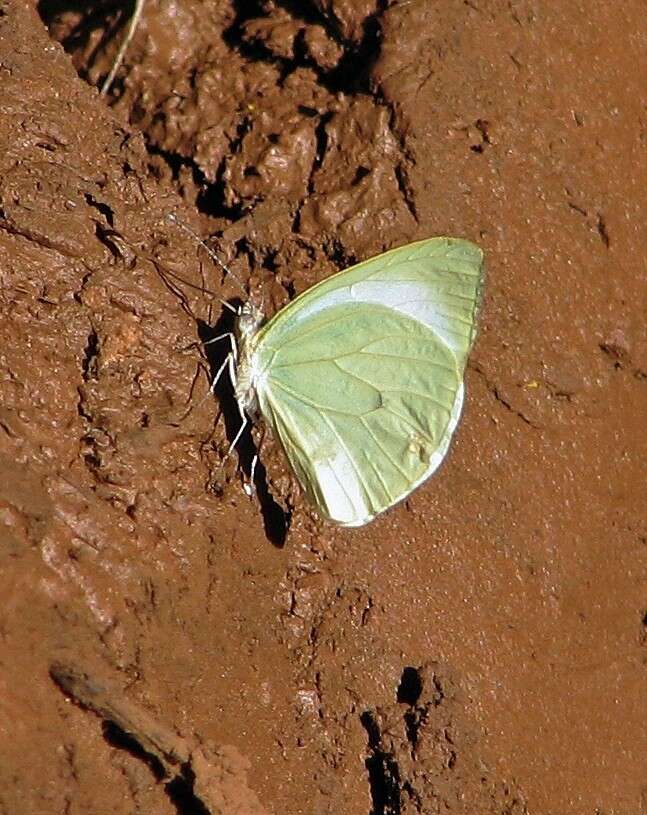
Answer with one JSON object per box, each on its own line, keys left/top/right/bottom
{"left": 100, "top": 0, "right": 145, "bottom": 96}
{"left": 166, "top": 213, "right": 248, "bottom": 298}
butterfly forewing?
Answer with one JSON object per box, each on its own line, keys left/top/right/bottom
{"left": 256, "top": 238, "right": 482, "bottom": 369}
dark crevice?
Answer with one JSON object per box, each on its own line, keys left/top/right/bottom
{"left": 147, "top": 142, "right": 196, "bottom": 184}
{"left": 376, "top": 94, "right": 420, "bottom": 224}
{"left": 102, "top": 720, "right": 166, "bottom": 780}
{"left": 430, "top": 673, "right": 445, "bottom": 706}
{"left": 282, "top": 277, "right": 296, "bottom": 299}
{"left": 196, "top": 174, "right": 248, "bottom": 221}
{"left": 195, "top": 121, "right": 253, "bottom": 220}
{"left": 599, "top": 341, "right": 626, "bottom": 369}
{"left": 165, "top": 770, "right": 211, "bottom": 815}
{"left": 394, "top": 163, "right": 418, "bottom": 222}
{"left": 352, "top": 165, "right": 371, "bottom": 186}
{"left": 224, "top": 0, "right": 386, "bottom": 95}
{"left": 492, "top": 386, "right": 540, "bottom": 428}
{"left": 597, "top": 212, "right": 610, "bottom": 248}
{"left": 77, "top": 388, "right": 93, "bottom": 423}
{"left": 94, "top": 223, "right": 128, "bottom": 259}
{"left": 84, "top": 192, "right": 114, "bottom": 227}
{"left": 147, "top": 139, "right": 246, "bottom": 222}
{"left": 405, "top": 709, "right": 424, "bottom": 753}
{"left": 398, "top": 667, "right": 425, "bottom": 751}
{"left": 326, "top": 237, "right": 357, "bottom": 270}
{"left": 146, "top": 140, "right": 247, "bottom": 221}
{"left": 102, "top": 723, "right": 209, "bottom": 815}
{"left": 37, "top": 0, "right": 133, "bottom": 89}
{"left": 325, "top": 9, "right": 383, "bottom": 94}
{"left": 470, "top": 118, "right": 491, "bottom": 153}
{"left": 310, "top": 111, "right": 332, "bottom": 188}
{"left": 276, "top": 0, "right": 343, "bottom": 35}
{"left": 263, "top": 248, "right": 280, "bottom": 272}
{"left": 361, "top": 711, "right": 402, "bottom": 815}
{"left": 402, "top": 781, "right": 422, "bottom": 809}
{"left": 81, "top": 328, "right": 99, "bottom": 380}
{"left": 294, "top": 108, "right": 332, "bottom": 233}
{"left": 223, "top": 0, "right": 306, "bottom": 84}
{"left": 568, "top": 201, "right": 587, "bottom": 217}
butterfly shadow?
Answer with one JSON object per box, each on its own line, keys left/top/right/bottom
{"left": 197, "top": 307, "right": 290, "bottom": 548}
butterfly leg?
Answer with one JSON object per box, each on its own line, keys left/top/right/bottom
{"left": 223, "top": 344, "right": 249, "bottom": 456}
{"left": 209, "top": 352, "right": 232, "bottom": 393}
{"left": 244, "top": 425, "right": 266, "bottom": 496}
{"left": 227, "top": 409, "right": 248, "bottom": 456}
{"left": 209, "top": 333, "right": 237, "bottom": 393}
{"left": 202, "top": 331, "right": 234, "bottom": 348}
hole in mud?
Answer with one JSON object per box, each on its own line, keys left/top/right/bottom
{"left": 195, "top": 156, "right": 248, "bottom": 221}
{"left": 147, "top": 143, "right": 195, "bottom": 184}
{"left": 326, "top": 237, "right": 357, "bottom": 270}
{"left": 352, "top": 165, "right": 371, "bottom": 185}
{"left": 469, "top": 118, "right": 491, "bottom": 154}
{"left": 396, "top": 666, "right": 422, "bottom": 706}
{"left": 360, "top": 711, "right": 402, "bottom": 815}
{"left": 323, "top": 1, "right": 388, "bottom": 94}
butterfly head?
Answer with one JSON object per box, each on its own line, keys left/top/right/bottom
{"left": 235, "top": 300, "right": 265, "bottom": 343}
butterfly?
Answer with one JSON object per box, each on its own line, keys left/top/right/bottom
{"left": 212, "top": 236, "right": 484, "bottom": 527}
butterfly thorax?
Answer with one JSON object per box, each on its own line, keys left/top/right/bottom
{"left": 234, "top": 301, "right": 265, "bottom": 418}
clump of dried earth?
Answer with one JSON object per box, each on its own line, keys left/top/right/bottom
{"left": 1, "top": 1, "right": 646, "bottom": 813}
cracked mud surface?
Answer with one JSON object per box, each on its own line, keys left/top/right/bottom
{"left": 1, "top": 1, "right": 646, "bottom": 813}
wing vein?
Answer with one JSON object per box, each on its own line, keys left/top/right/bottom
{"left": 270, "top": 378, "right": 373, "bottom": 417}
{"left": 272, "top": 347, "right": 456, "bottom": 372}
{"left": 359, "top": 417, "right": 411, "bottom": 482}
{"left": 381, "top": 404, "right": 434, "bottom": 443}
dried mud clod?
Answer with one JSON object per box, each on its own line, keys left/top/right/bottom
{"left": 39, "top": 0, "right": 417, "bottom": 262}
{"left": 49, "top": 660, "right": 269, "bottom": 815}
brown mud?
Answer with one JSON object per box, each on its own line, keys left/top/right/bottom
{"left": 1, "top": 1, "right": 646, "bottom": 813}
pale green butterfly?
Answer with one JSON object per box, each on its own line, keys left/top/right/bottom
{"left": 216, "top": 236, "right": 485, "bottom": 527}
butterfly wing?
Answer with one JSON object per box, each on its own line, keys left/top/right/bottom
{"left": 252, "top": 238, "right": 483, "bottom": 526}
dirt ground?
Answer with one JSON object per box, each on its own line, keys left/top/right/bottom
{"left": 1, "top": 0, "right": 646, "bottom": 813}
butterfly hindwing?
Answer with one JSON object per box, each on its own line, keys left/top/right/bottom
{"left": 256, "top": 302, "right": 463, "bottom": 525}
